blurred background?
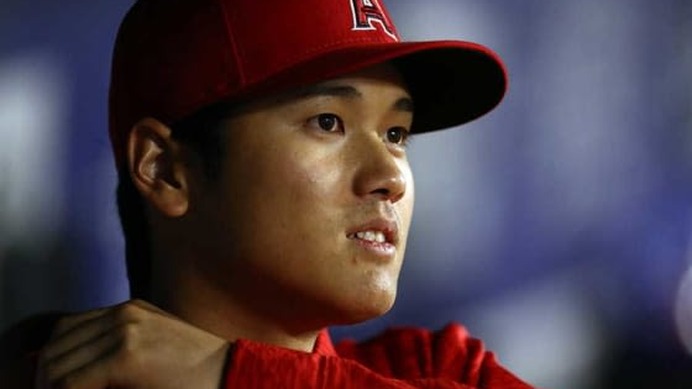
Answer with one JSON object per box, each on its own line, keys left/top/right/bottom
{"left": 1, "top": 0, "right": 691, "bottom": 388}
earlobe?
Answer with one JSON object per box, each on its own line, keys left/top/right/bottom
{"left": 127, "top": 118, "right": 189, "bottom": 217}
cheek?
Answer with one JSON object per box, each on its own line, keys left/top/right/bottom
{"left": 288, "top": 150, "right": 344, "bottom": 201}
{"left": 228, "top": 146, "right": 346, "bottom": 251}
{"left": 237, "top": 143, "right": 339, "bottom": 203}
{"left": 265, "top": 148, "right": 352, "bottom": 244}
{"left": 205, "top": 148, "right": 344, "bottom": 291}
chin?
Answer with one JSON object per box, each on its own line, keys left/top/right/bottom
{"left": 333, "top": 290, "right": 398, "bottom": 325}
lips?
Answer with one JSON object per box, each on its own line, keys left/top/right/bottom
{"left": 350, "top": 230, "right": 387, "bottom": 243}
{"left": 346, "top": 218, "right": 399, "bottom": 247}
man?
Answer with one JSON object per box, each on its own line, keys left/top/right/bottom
{"left": 1, "top": 0, "right": 533, "bottom": 387}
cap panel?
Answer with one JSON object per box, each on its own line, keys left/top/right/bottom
{"left": 155, "top": 1, "right": 238, "bottom": 117}
{"left": 109, "top": 0, "right": 237, "bottom": 166}
{"left": 223, "top": 0, "right": 400, "bottom": 87}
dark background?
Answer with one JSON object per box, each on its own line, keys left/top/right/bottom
{"left": 1, "top": 1, "right": 692, "bottom": 388}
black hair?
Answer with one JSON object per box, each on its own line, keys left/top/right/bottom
{"left": 116, "top": 101, "right": 233, "bottom": 299}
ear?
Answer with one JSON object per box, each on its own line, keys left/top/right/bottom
{"left": 127, "top": 117, "right": 189, "bottom": 217}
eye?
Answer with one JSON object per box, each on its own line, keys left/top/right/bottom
{"left": 309, "top": 113, "right": 343, "bottom": 132}
{"left": 386, "top": 127, "right": 410, "bottom": 146}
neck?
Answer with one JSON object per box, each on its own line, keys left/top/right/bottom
{"left": 149, "top": 259, "right": 321, "bottom": 353}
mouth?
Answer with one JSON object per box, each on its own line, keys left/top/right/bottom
{"left": 348, "top": 230, "right": 388, "bottom": 243}
{"left": 346, "top": 219, "right": 399, "bottom": 257}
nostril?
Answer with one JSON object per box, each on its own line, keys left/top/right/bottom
{"left": 364, "top": 174, "right": 406, "bottom": 202}
{"left": 370, "top": 185, "right": 405, "bottom": 203}
{"left": 371, "top": 188, "right": 390, "bottom": 196}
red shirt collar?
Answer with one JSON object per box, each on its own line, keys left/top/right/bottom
{"left": 312, "top": 328, "right": 337, "bottom": 356}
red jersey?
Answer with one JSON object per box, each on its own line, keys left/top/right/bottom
{"left": 1, "top": 314, "right": 534, "bottom": 388}
{"left": 225, "top": 323, "right": 534, "bottom": 388}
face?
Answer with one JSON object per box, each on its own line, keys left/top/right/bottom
{"left": 187, "top": 64, "right": 415, "bottom": 330}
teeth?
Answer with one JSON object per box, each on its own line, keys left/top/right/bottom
{"left": 354, "top": 230, "right": 386, "bottom": 243}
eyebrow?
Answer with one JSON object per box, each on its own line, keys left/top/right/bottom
{"left": 296, "top": 84, "right": 363, "bottom": 99}
{"left": 287, "top": 84, "right": 414, "bottom": 113}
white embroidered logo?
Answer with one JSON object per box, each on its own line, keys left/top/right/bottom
{"left": 349, "top": 0, "right": 398, "bottom": 41}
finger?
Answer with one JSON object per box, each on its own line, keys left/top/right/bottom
{"left": 42, "top": 301, "right": 150, "bottom": 364}
{"left": 49, "top": 308, "right": 112, "bottom": 341}
{"left": 47, "top": 343, "right": 122, "bottom": 389}
{"left": 41, "top": 312, "right": 119, "bottom": 365}
{"left": 44, "top": 329, "right": 122, "bottom": 386}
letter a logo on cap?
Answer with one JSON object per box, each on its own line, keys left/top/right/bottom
{"left": 350, "top": 0, "right": 398, "bottom": 41}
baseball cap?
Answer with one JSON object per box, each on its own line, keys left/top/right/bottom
{"left": 109, "top": 0, "right": 508, "bottom": 168}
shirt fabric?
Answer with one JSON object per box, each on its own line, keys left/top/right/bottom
{"left": 0, "top": 314, "right": 534, "bottom": 388}
{"left": 225, "top": 323, "right": 535, "bottom": 388}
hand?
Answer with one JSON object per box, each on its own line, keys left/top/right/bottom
{"left": 35, "top": 299, "right": 230, "bottom": 389}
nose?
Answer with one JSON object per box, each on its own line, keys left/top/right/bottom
{"left": 352, "top": 139, "right": 408, "bottom": 203}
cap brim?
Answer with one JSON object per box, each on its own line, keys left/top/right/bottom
{"left": 392, "top": 42, "right": 508, "bottom": 133}
{"left": 240, "top": 40, "right": 507, "bottom": 133}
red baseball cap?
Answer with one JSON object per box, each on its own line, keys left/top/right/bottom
{"left": 109, "top": 0, "right": 508, "bottom": 168}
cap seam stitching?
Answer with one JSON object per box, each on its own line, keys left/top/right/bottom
{"left": 179, "top": 36, "right": 390, "bottom": 119}
{"left": 245, "top": 36, "right": 395, "bottom": 85}
{"left": 217, "top": 0, "right": 245, "bottom": 86}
